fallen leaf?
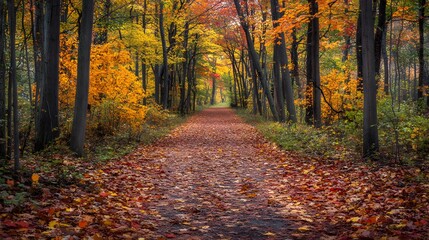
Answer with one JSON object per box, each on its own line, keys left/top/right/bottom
{"left": 298, "top": 225, "right": 311, "bottom": 231}
{"left": 263, "top": 232, "right": 276, "bottom": 236}
{"left": 6, "top": 179, "right": 14, "bottom": 187}
{"left": 32, "top": 173, "right": 40, "bottom": 183}
{"left": 78, "top": 220, "right": 88, "bottom": 228}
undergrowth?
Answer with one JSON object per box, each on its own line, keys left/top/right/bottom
{"left": 237, "top": 100, "right": 429, "bottom": 165}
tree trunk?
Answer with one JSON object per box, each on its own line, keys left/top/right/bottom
{"left": 0, "top": 0, "right": 6, "bottom": 161}
{"left": 8, "top": 0, "right": 19, "bottom": 172}
{"left": 233, "top": 0, "right": 279, "bottom": 121}
{"left": 356, "top": 6, "right": 363, "bottom": 91}
{"left": 382, "top": 25, "right": 389, "bottom": 95}
{"left": 374, "top": 0, "right": 386, "bottom": 79}
{"left": 70, "top": 0, "right": 95, "bottom": 156}
{"left": 291, "top": 28, "right": 302, "bottom": 99}
{"left": 309, "top": 0, "right": 322, "bottom": 128}
{"left": 305, "top": 20, "right": 313, "bottom": 125}
{"left": 272, "top": 0, "right": 297, "bottom": 122}
{"left": 418, "top": 0, "right": 427, "bottom": 107}
{"left": 360, "top": 0, "right": 379, "bottom": 159}
{"left": 35, "top": 0, "right": 60, "bottom": 151}
{"left": 159, "top": 0, "right": 169, "bottom": 109}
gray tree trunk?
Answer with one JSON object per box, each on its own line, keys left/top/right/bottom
{"left": 361, "top": 0, "right": 379, "bottom": 159}
{"left": 8, "top": 0, "right": 19, "bottom": 172}
{"left": 0, "top": 0, "right": 6, "bottom": 161}
{"left": 70, "top": 0, "right": 95, "bottom": 156}
{"left": 271, "top": 0, "right": 297, "bottom": 122}
{"left": 418, "top": 0, "right": 427, "bottom": 107}
{"left": 159, "top": 0, "right": 169, "bottom": 109}
{"left": 309, "top": 0, "right": 321, "bottom": 128}
{"left": 35, "top": 0, "right": 60, "bottom": 151}
{"left": 233, "top": 0, "right": 279, "bottom": 121}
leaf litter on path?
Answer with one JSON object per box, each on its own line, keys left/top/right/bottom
{"left": 1, "top": 108, "right": 428, "bottom": 239}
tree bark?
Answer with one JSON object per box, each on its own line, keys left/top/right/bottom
{"left": 305, "top": 19, "right": 313, "bottom": 125}
{"left": 7, "top": 0, "right": 19, "bottom": 172}
{"left": 0, "top": 0, "right": 6, "bottom": 161}
{"left": 70, "top": 0, "right": 95, "bottom": 156}
{"left": 35, "top": 0, "right": 60, "bottom": 151}
{"left": 356, "top": 6, "right": 363, "bottom": 91}
{"left": 418, "top": 0, "right": 427, "bottom": 107}
{"left": 309, "top": 0, "right": 322, "bottom": 128}
{"left": 360, "top": 0, "right": 379, "bottom": 159}
{"left": 374, "top": 0, "right": 386, "bottom": 79}
{"left": 271, "top": 0, "right": 297, "bottom": 122}
{"left": 233, "top": 0, "right": 279, "bottom": 121}
{"left": 159, "top": 0, "right": 169, "bottom": 109}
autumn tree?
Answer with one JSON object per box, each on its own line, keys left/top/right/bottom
{"left": 270, "top": 0, "right": 296, "bottom": 123}
{"left": 35, "top": 0, "right": 61, "bottom": 151}
{"left": 307, "top": 0, "right": 321, "bottom": 128}
{"left": 7, "top": 0, "right": 19, "bottom": 171}
{"left": 70, "top": 0, "right": 95, "bottom": 156}
{"left": 233, "top": 0, "right": 279, "bottom": 121}
{"left": 0, "top": 0, "right": 6, "bottom": 161}
{"left": 360, "top": 0, "right": 379, "bottom": 158}
{"left": 418, "top": 0, "right": 427, "bottom": 108}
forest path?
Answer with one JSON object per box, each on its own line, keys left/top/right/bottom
{"left": 14, "top": 107, "right": 427, "bottom": 239}
{"left": 137, "top": 107, "right": 295, "bottom": 239}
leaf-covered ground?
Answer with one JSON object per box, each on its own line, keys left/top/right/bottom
{"left": 1, "top": 108, "right": 428, "bottom": 239}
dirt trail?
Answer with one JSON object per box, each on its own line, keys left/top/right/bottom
{"left": 140, "top": 107, "right": 293, "bottom": 239}
{"left": 4, "top": 107, "right": 428, "bottom": 239}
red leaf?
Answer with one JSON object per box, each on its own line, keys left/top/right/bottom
{"left": 99, "top": 192, "right": 109, "bottom": 197}
{"left": 165, "top": 233, "right": 176, "bottom": 238}
{"left": 16, "top": 221, "right": 29, "bottom": 228}
{"left": 3, "top": 220, "right": 17, "bottom": 228}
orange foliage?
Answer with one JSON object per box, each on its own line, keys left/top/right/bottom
{"left": 59, "top": 36, "right": 147, "bottom": 131}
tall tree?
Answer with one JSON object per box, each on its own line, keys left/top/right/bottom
{"left": 360, "top": 0, "right": 379, "bottom": 158}
{"left": 233, "top": 0, "right": 279, "bottom": 121}
{"left": 374, "top": 0, "right": 387, "bottom": 79}
{"left": 0, "top": 0, "right": 6, "bottom": 161}
{"left": 7, "top": 0, "right": 19, "bottom": 171}
{"left": 308, "top": 0, "right": 322, "bottom": 128}
{"left": 271, "top": 0, "right": 297, "bottom": 123}
{"left": 159, "top": 0, "right": 169, "bottom": 109}
{"left": 35, "top": 0, "right": 60, "bottom": 151}
{"left": 356, "top": 5, "right": 363, "bottom": 91}
{"left": 70, "top": 0, "right": 95, "bottom": 156}
{"left": 418, "top": 0, "right": 427, "bottom": 107}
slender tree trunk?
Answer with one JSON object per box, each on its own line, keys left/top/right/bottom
{"left": 159, "top": 0, "right": 169, "bottom": 109}
{"left": 233, "top": 0, "right": 279, "bottom": 121}
{"left": 272, "top": 0, "right": 297, "bottom": 122}
{"left": 70, "top": 0, "right": 95, "bottom": 156}
{"left": 382, "top": 25, "right": 389, "bottom": 95}
{"left": 356, "top": 6, "right": 364, "bottom": 91}
{"left": 35, "top": 0, "right": 60, "bottom": 151}
{"left": 291, "top": 28, "right": 302, "bottom": 99}
{"left": 305, "top": 20, "right": 313, "bottom": 125}
{"left": 360, "top": 0, "right": 379, "bottom": 159}
{"left": 8, "top": 0, "right": 19, "bottom": 172}
{"left": 374, "top": 0, "right": 386, "bottom": 79}
{"left": 21, "top": 2, "right": 34, "bottom": 157}
{"left": 309, "top": 0, "right": 322, "bottom": 128}
{"left": 0, "top": 0, "right": 6, "bottom": 161}
{"left": 418, "top": 0, "right": 427, "bottom": 108}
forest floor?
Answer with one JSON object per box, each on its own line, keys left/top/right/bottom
{"left": 1, "top": 107, "right": 429, "bottom": 239}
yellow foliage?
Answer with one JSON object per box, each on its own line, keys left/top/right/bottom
{"left": 59, "top": 36, "right": 147, "bottom": 132}
{"left": 320, "top": 69, "right": 363, "bottom": 122}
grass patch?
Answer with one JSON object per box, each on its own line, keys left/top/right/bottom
{"left": 236, "top": 100, "right": 429, "bottom": 165}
